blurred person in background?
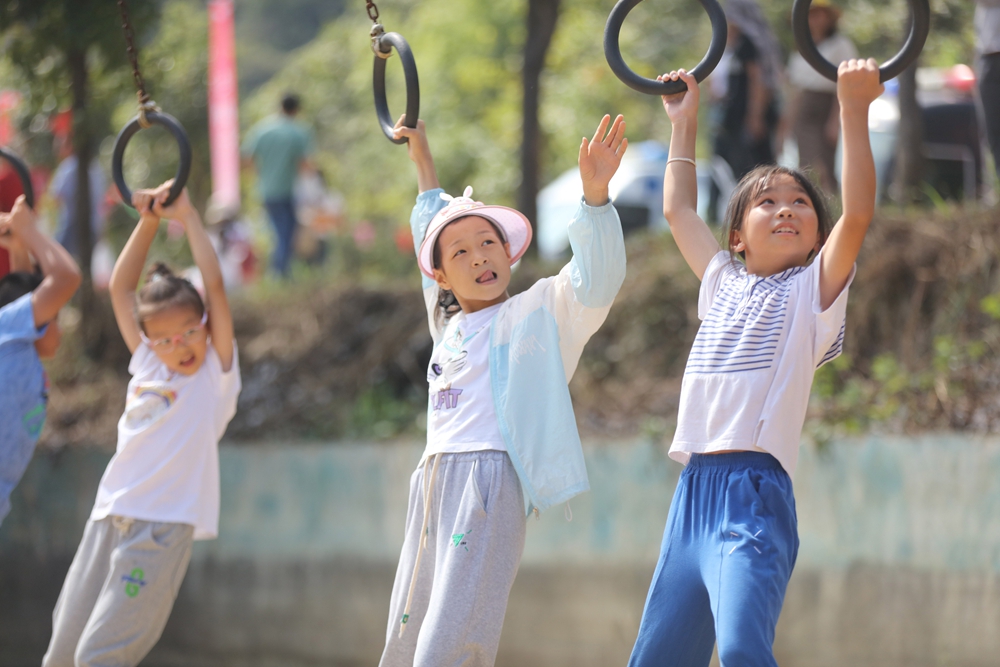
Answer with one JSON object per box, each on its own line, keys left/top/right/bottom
{"left": 977, "top": 0, "right": 1000, "bottom": 183}
{"left": 707, "top": 0, "right": 784, "bottom": 220}
{"left": 49, "top": 133, "right": 107, "bottom": 260}
{"left": 241, "top": 93, "right": 314, "bottom": 279}
{"left": 203, "top": 195, "right": 256, "bottom": 290}
{"left": 783, "top": 0, "right": 857, "bottom": 192}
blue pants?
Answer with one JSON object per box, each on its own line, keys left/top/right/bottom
{"left": 264, "top": 198, "right": 298, "bottom": 277}
{"left": 629, "top": 452, "right": 798, "bottom": 667}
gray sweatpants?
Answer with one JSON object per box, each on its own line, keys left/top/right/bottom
{"left": 379, "top": 450, "right": 527, "bottom": 667}
{"left": 42, "top": 516, "right": 194, "bottom": 667}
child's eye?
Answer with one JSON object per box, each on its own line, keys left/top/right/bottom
{"left": 759, "top": 198, "right": 774, "bottom": 205}
{"left": 453, "top": 249, "right": 466, "bottom": 258}
{"left": 482, "top": 239, "right": 494, "bottom": 246}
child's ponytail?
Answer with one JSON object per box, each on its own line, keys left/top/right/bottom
{"left": 135, "top": 262, "right": 205, "bottom": 331}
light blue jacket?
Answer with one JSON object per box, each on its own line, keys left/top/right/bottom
{"left": 411, "top": 189, "right": 626, "bottom": 515}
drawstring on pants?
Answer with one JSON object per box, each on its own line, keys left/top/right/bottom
{"left": 399, "top": 453, "right": 442, "bottom": 637}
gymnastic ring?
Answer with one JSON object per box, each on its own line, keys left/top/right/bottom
{"left": 604, "top": 0, "right": 728, "bottom": 96}
{"left": 372, "top": 31, "right": 420, "bottom": 144}
{"left": 0, "top": 146, "right": 35, "bottom": 209}
{"left": 112, "top": 110, "right": 192, "bottom": 209}
{"left": 792, "top": 0, "right": 930, "bottom": 83}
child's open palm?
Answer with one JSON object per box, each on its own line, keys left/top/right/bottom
{"left": 579, "top": 114, "right": 627, "bottom": 206}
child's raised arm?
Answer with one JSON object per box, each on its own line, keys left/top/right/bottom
{"left": 819, "top": 58, "right": 882, "bottom": 310}
{"left": 393, "top": 116, "right": 440, "bottom": 194}
{"left": 109, "top": 190, "right": 162, "bottom": 353}
{"left": 150, "top": 186, "right": 235, "bottom": 372}
{"left": 660, "top": 70, "right": 722, "bottom": 280}
{"left": 0, "top": 196, "right": 81, "bottom": 327}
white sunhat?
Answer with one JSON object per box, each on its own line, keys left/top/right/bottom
{"left": 417, "top": 186, "right": 533, "bottom": 279}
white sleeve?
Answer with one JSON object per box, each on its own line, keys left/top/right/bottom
{"left": 697, "top": 252, "right": 738, "bottom": 321}
{"left": 209, "top": 341, "right": 242, "bottom": 435}
{"left": 801, "top": 248, "right": 855, "bottom": 368}
{"left": 127, "top": 343, "right": 156, "bottom": 376}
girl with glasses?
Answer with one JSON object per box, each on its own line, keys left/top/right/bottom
{"left": 43, "top": 182, "right": 241, "bottom": 667}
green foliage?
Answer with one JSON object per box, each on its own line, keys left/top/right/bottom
{"left": 241, "top": 0, "right": 717, "bottom": 239}
{"left": 109, "top": 0, "right": 211, "bottom": 208}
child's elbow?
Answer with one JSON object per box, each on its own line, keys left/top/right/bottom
{"left": 65, "top": 262, "right": 83, "bottom": 289}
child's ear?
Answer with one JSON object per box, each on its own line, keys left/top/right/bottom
{"left": 503, "top": 241, "right": 511, "bottom": 259}
{"left": 730, "top": 230, "right": 746, "bottom": 253}
{"left": 433, "top": 268, "right": 452, "bottom": 292}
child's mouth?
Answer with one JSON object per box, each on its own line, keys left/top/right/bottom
{"left": 179, "top": 355, "right": 196, "bottom": 368}
{"left": 476, "top": 270, "right": 498, "bottom": 285}
{"left": 772, "top": 226, "right": 797, "bottom": 235}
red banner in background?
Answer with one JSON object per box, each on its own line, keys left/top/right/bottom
{"left": 208, "top": 0, "right": 240, "bottom": 209}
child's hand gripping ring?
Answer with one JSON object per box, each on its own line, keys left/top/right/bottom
{"left": 792, "top": 0, "right": 930, "bottom": 83}
{"left": 604, "top": 0, "right": 728, "bottom": 96}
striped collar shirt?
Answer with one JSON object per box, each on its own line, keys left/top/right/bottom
{"left": 670, "top": 249, "right": 854, "bottom": 475}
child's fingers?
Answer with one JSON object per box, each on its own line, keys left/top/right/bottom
{"left": 608, "top": 117, "right": 626, "bottom": 150}
{"left": 616, "top": 137, "right": 629, "bottom": 158}
{"left": 678, "top": 69, "right": 697, "bottom": 86}
{"left": 393, "top": 114, "right": 407, "bottom": 130}
{"left": 592, "top": 114, "right": 611, "bottom": 144}
{"left": 603, "top": 115, "right": 623, "bottom": 146}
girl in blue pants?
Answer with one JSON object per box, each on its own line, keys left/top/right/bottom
{"left": 629, "top": 60, "right": 883, "bottom": 667}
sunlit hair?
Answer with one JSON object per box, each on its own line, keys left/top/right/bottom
{"left": 135, "top": 262, "right": 205, "bottom": 333}
{"left": 431, "top": 215, "right": 508, "bottom": 328}
{"left": 723, "top": 164, "right": 833, "bottom": 263}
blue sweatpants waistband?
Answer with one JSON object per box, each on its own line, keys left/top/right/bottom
{"left": 686, "top": 451, "right": 783, "bottom": 471}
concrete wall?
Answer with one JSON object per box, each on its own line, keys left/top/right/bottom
{"left": 3, "top": 436, "right": 1000, "bottom": 666}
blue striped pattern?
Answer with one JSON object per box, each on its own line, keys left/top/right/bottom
{"left": 685, "top": 264, "right": 805, "bottom": 375}
{"left": 818, "top": 322, "right": 846, "bottom": 368}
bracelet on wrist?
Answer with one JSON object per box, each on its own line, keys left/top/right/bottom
{"left": 667, "top": 157, "right": 697, "bottom": 167}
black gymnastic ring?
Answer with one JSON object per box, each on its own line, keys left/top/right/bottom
{"left": 373, "top": 32, "right": 420, "bottom": 144}
{"left": 604, "top": 0, "right": 728, "bottom": 96}
{"left": 112, "top": 110, "right": 192, "bottom": 209}
{"left": 792, "top": 0, "right": 930, "bottom": 83}
{"left": 0, "top": 146, "right": 35, "bottom": 209}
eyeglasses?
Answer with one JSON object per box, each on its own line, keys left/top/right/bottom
{"left": 141, "top": 312, "right": 208, "bottom": 352}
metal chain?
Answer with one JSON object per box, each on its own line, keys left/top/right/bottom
{"left": 117, "top": 0, "right": 158, "bottom": 127}
{"left": 366, "top": 0, "right": 392, "bottom": 59}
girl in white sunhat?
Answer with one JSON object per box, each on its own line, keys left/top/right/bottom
{"left": 378, "top": 113, "right": 628, "bottom": 667}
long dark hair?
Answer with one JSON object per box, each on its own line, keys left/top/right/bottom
{"left": 431, "top": 216, "right": 508, "bottom": 329}
{"left": 723, "top": 164, "right": 833, "bottom": 263}
{"left": 135, "top": 262, "right": 205, "bottom": 332}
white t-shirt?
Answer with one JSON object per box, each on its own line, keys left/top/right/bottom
{"left": 788, "top": 33, "right": 858, "bottom": 93}
{"left": 91, "top": 341, "right": 241, "bottom": 540}
{"left": 425, "top": 303, "right": 506, "bottom": 457}
{"left": 670, "top": 250, "right": 853, "bottom": 476}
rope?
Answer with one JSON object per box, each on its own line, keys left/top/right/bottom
{"left": 117, "top": 0, "right": 160, "bottom": 126}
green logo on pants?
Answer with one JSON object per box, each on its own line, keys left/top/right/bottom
{"left": 123, "top": 568, "right": 146, "bottom": 597}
